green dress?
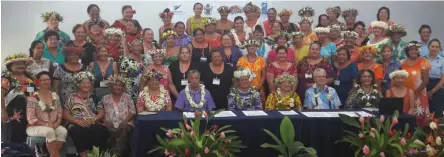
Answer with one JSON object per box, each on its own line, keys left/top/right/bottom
{"left": 162, "top": 56, "right": 179, "bottom": 67}
{"left": 34, "top": 28, "right": 71, "bottom": 47}
{"left": 387, "top": 40, "right": 407, "bottom": 61}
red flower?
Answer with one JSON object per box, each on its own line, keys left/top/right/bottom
{"left": 389, "top": 129, "right": 396, "bottom": 138}
{"left": 221, "top": 147, "right": 227, "bottom": 153}
{"left": 27, "top": 59, "right": 34, "bottom": 65}
{"left": 132, "top": 10, "right": 136, "bottom": 14}
{"left": 195, "top": 111, "right": 201, "bottom": 118}
{"left": 184, "top": 120, "right": 188, "bottom": 125}
{"left": 168, "top": 12, "right": 173, "bottom": 16}
{"left": 205, "top": 130, "right": 210, "bottom": 134}
{"left": 212, "top": 125, "right": 219, "bottom": 130}
{"left": 407, "top": 132, "right": 412, "bottom": 139}
{"left": 34, "top": 79, "right": 40, "bottom": 86}
{"left": 184, "top": 148, "right": 190, "bottom": 156}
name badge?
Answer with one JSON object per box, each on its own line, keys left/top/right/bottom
{"left": 53, "top": 63, "right": 59, "bottom": 67}
{"left": 382, "top": 80, "right": 388, "bottom": 83}
{"left": 334, "top": 80, "right": 340, "bottom": 86}
{"left": 212, "top": 78, "right": 220, "bottom": 85}
{"left": 227, "top": 63, "right": 233, "bottom": 67}
{"left": 200, "top": 57, "right": 207, "bottom": 62}
{"left": 305, "top": 74, "right": 312, "bottom": 79}
{"left": 100, "top": 81, "right": 108, "bottom": 88}
{"left": 78, "top": 59, "right": 82, "bottom": 63}
{"left": 27, "top": 86, "right": 34, "bottom": 93}
{"left": 181, "top": 79, "right": 188, "bottom": 86}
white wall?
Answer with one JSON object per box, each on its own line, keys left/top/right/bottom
{"left": 2, "top": 1, "right": 444, "bottom": 65}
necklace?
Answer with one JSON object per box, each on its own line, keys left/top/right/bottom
{"left": 230, "top": 87, "right": 259, "bottom": 109}
{"left": 185, "top": 84, "right": 206, "bottom": 109}
{"left": 276, "top": 88, "right": 295, "bottom": 109}
{"left": 35, "top": 92, "right": 57, "bottom": 112}
{"left": 143, "top": 85, "right": 166, "bottom": 111}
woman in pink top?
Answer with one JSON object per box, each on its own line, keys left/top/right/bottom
{"left": 267, "top": 35, "right": 295, "bottom": 63}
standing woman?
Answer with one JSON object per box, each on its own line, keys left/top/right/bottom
{"left": 83, "top": 4, "right": 110, "bottom": 30}
{"left": 263, "top": 8, "right": 279, "bottom": 36}
{"left": 201, "top": 49, "right": 234, "bottom": 109}
{"left": 141, "top": 28, "right": 160, "bottom": 65}
{"left": 89, "top": 45, "right": 118, "bottom": 100}
{"left": 296, "top": 41, "right": 335, "bottom": 104}
{"left": 65, "top": 24, "right": 96, "bottom": 66}
{"left": 342, "top": 31, "right": 360, "bottom": 62}
{"left": 329, "top": 24, "right": 344, "bottom": 48}
{"left": 103, "top": 27, "right": 126, "bottom": 61}
{"left": 35, "top": 11, "right": 70, "bottom": 47}
{"left": 140, "top": 49, "right": 176, "bottom": 96}
{"left": 204, "top": 18, "right": 222, "bottom": 49}
{"left": 231, "top": 16, "right": 249, "bottom": 52}
{"left": 158, "top": 8, "right": 175, "bottom": 46}
{"left": 169, "top": 47, "right": 199, "bottom": 98}
{"left": 331, "top": 47, "right": 359, "bottom": 105}
{"left": 216, "top": 6, "right": 233, "bottom": 34}
{"left": 63, "top": 71, "right": 109, "bottom": 157}
{"left": 315, "top": 14, "right": 329, "bottom": 28}
{"left": 298, "top": 6, "right": 315, "bottom": 18}
{"left": 188, "top": 28, "right": 211, "bottom": 65}
{"left": 125, "top": 20, "right": 142, "bottom": 44}
{"left": 367, "top": 21, "right": 389, "bottom": 54}
{"left": 326, "top": 6, "right": 344, "bottom": 28}
{"left": 243, "top": 2, "right": 263, "bottom": 35}
{"left": 220, "top": 33, "right": 243, "bottom": 69}
{"left": 27, "top": 40, "right": 56, "bottom": 77}
{"left": 162, "top": 29, "right": 180, "bottom": 66}
{"left": 401, "top": 41, "right": 431, "bottom": 127}
{"left": 253, "top": 26, "right": 272, "bottom": 60}
{"left": 53, "top": 46, "right": 89, "bottom": 106}
{"left": 298, "top": 17, "right": 318, "bottom": 46}
{"left": 1, "top": 53, "right": 34, "bottom": 143}
{"left": 290, "top": 32, "right": 310, "bottom": 62}
{"left": 173, "top": 22, "right": 193, "bottom": 47}
{"left": 267, "top": 46, "right": 298, "bottom": 93}
{"left": 425, "top": 39, "right": 444, "bottom": 117}
{"left": 137, "top": 70, "right": 173, "bottom": 112}
{"left": 111, "top": 5, "right": 141, "bottom": 31}
{"left": 186, "top": 3, "right": 206, "bottom": 35}
{"left": 42, "top": 30, "right": 65, "bottom": 65}
{"left": 380, "top": 44, "right": 401, "bottom": 91}
{"left": 375, "top": 7, "right": 395, "bottom": 27}
{"left": 357, "top": 45, "right": 384, "bottom": 88}
{"left": 353, "top": 21, "right": 370, "bottom": 47}
{"left": 341, "top": 8, "right": 358, "bottom": 31}
{"left": 86, "top": 18, "right": 106, "bottom": 47}
{"left": 126, "top": 40, "right": 146, "bottom": 102}
{"left": 313, "top": 27, "right": 336, "bottom": 58}
{"left": 278, "top": 9, "right": 300, "bottom": 34}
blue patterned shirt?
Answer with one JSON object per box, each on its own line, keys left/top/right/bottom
{"left": 304, "top": 86, "right": 342, "bottom": 109}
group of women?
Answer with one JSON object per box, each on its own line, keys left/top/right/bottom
{"left": 1, "top": 2, "right": 444, "bottom": 157}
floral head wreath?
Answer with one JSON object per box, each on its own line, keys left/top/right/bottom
{"left": 74, "top": 71, "right": 96, "bottom": 88}
{"left": 298, "top": 17, "right": 313, "bottom": 25}
{"left": 298, "top": 6, "right": 315, "bottom": 17}
{"left": 41, "top": 11, "right": 64, "bottom": 22}
{"left": 326, "top": 6, "right": 341, "bottom": 14}
{"left": 233, "top": 68, "right": 254, "bottom": 81}
{"left": 291, "top": 31, "right": 305, "bottom": 37}
{"left": 245, "top": 39, "right": 261, "bottom": 47}
{"left": 243, "top": 2, "right": 258, "bottom": 13}
{"left": 341, "top": 8, "right": 358, "bottom": 18}
{"left": 217, "top": 6, "right": 231, "bottom": 13}
{"left": 204, "top": 17, "right": 217, "bottom": 26}
{"left": 161, "top": 30, "right": 177, "bottom": 39}
{"left": 389, "top": 70, "right": 409, "bottom": 80}
{"left": 144, "top": 69, "right": 164, "bottom": 81}
{"left": 63, "top": 46, "right": 84, "bottom": 56}
{"left": 147, "top": 49, "right": 166, "bottom": 57}
{"left": 88, "top": 18, "right": 105, "bottom": 29}
{"left": 278, "top": 9, "right": 293, "bottom": 16}
{"left": 370, "top": 21, "right": 388, "bottom": 30}
{"left": 329, "top": 24, "right": 342, "bottom": 31}
{"left": 359, "top": 45, "right": 378, "bottom": 55}
{"left": 159, "top": 11, "right": 174, "bottom": 18}
{"left": 341, "top": 31, "right": 359, "bottom": 39}
{"left": 4, "top": 53, "right": 29, "bottom": 66}
{"left": 104, "top": 27, "right": 124, "bottom": 37}
{"left": 313, "top": 27, "right": 330, "bottom": 34}
{"left": 106, "top": 74, "right": 132, "bottom": 90}
{"left": 404, "top": 42, "right": 423, "bottom": 52}
{"left": 274, "top": 73, "right": 296, "bottom": 85}
{"left": 386, "top": 24, "right": 407, "bottom": 37}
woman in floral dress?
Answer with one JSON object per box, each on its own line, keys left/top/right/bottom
{"left": 140, "top": 49, "right": 176, "bottom": 97}
{"left": 104, "top": 27, "right": 127, "bottom": 61}
{"left": 137, "top": 70, "right": 172, "bottom": 112}
{"left": 345, "top": 70, "right": 383, "bottom": 109}
{"left": 367, "top": 21, "right": 389, "bottom": 57}
{"left": 186, "top": 3, "right": 207, "bottom": 35}
{"left": 228, "top": 68, "right": 262, "bottom": 110}
{"left": 86, "top": 18, "right": 106, "bottom": 47}
{"left": 267, "top": 46, "right": 298, "bottom": 93}
{"left": 265, "top": 73, "right": 302, "bottom": 110}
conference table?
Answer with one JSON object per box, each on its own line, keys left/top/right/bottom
{"left": 131, "top": 110, "right": 416, "bottom": 157}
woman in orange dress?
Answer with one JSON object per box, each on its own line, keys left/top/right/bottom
{"left": 385, "top": 70, "right": 415, "bottom": 114}
{"left": 237, "top": 39, "right": 266, "bottom": 101}
{"left": 299, "top": 17, "right": 317, "bottom": 46}
{"left": 357, "top": 45, "right": 383, "bottom": 89}
{"left": 401, "top": 41, "right": 431, "bottom": 127}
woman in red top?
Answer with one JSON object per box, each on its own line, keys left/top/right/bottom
{"left": 86, "top": 18, "right": 106, "bottom": 46}
{"left": 263, "top": 8, "right": 279, "bottom": 36}
{"left": 111, "top": 5, "right": 142, "bottom": 31}
{"left": 125, "top": 20, "right": 142, "bottom": 44}
{"left": 204, "top": 18, "right": 221, "bottom": 49}
{"left": 104, "top": 27, "right": 128, "bottom": 60}
{"left": 267, "top": 46, "right": 298, "bottom": 93}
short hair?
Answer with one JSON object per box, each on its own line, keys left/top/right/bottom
{"left": 122, "top": 5, "right": 132, "bottom": 14}
{"left": 309, "top": 41, "right": 322, "bottom": 48}
{"left": 174, "top": 21, "right": 185, "bottom": 28}
{"left": 44, "top": 30, "right": 60, "bottom": 42}
{"left": 377, "top": 7, "right": 390, "bottom": 21}
{"left": 29, "top": 40, "right": 44, "bottom": 57}
{"left": 356, "top": 69, "right": 376, "bottom": 85}
{"left": 72, "top": 24, "right": 84, "bottom": 34}
{"left": 193, "top": 28, "right": 205, "bottom": 36}
{"left": 267, "top": 8, "right": 277, "bottom": 14}
{"left": 428, "top": 38, "right": 442, "bottom": 51}
{"left": 210, "top": 48, "right": 222, "bottom": 57}
{"left": 381, "top": 44, "right": 393, "bottom": 54}
{"left": 187, "top": 69, "right": 201, "bottom": 78}
{"left": 313, "top": 68, "right": 326, "bottom": 77}
{"left": 193, "top": 3, "right": 203, "bottom": 9}
{"left": 87, "top": 4, "right": 99, "bottom": 14}
{"left": 336, "top": 46, "right": 351, "bottom": 60}
{"left": 418, "top": 24, "right": 432, "bottom": 34}
{"left": 234, "top": 16, "right": 244, "bottom": 23}
{"left": 36, "top": 71, "right": 52, "bottom": 80}
{"left": 276, "top": 45, "right": 288, "bottom": 54}
{"left": 353, "top": 21, "right": 366, "bottom": 30}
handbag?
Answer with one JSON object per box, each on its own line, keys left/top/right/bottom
{"left": 34, "top": 143, "right": 49, "bottom": 157}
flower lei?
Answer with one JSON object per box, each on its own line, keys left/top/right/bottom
{"left": 230, "top": 87, "right": 259, "bottom": 109}
{"left": 1, "top": 71, "right": 21, "bottom": 91}
{"left": 312, "top": 83, "right": 332, "bottom": 109}
{"left": 185, "top": 84, "right": 206, "bottom": 109}
{"left": 34, "top": 92, "right": 57, "bottom": 112}
{"left": 143, "top": 85, "right": 166, "bottom": 111}
{"left": 119, "top": 56, "right": 139, "bottom": 73}
{"left": 276, "top": 88, "right": 295, "bottom": 108}
{"left": 230, "top": 29, "right": 249, "bottom": 49}
{"left": 354, "top": 84, "right": 379, "bottom": 107}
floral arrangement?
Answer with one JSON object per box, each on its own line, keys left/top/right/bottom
{"left": 233, "top": 68, "right": 254, "bottom": 81}
{"left": 278, "top": 9, "right": 293, "bottom": 16}
{"left": 370, "top": 21, "right": 389, "bottom": 30}
{"left": 142, "top": 85, "right": 167, "bottom": 111}
{"left": 326, "top": 6, "right": 341, "bottom": 14}
{"left": 104, "top": 27, "right": 124, "bottom": 37}
{"left": 217, "top": 6, "right": 231, "bottom": 13}
{"left": 88, "top": 18, "right": 105, "bottom": 29}
{"left": 119, "top": 56, "right": 139, "bottom": 73}
{"left": 341, "top": 8, "right": 359, "bottom": 18}
{"left": 159, "top": 11, "right": 174, "bottom": 18}
{"left": 359, "top": 45, "right": 378, "bottom": 55}
{"left": 185, "top": 84, "right": 206, "bottom": 109}
{"left": 423, "top": 113, "right": 444, "bottom": 157}
{"left": 342, "top": 31, "right": 359, "bottom": 39}
{"left": 338, "top": 110, "right": 426, "bottom": 157}
{"left": 149, "top": 110, "right": 246, "bottom": 156}
{"left": 230, "top": 29, "right": 249, "bottom": 49}
{"left": 204, "top": 17, "right": 217, "bottom": 26}
{"left": 4, "top": 53, "right": 29, "bottom": 66}
{"left": 353, "top": 84, "right": 382, "bottom": 107}
{"left": 41, "top": 11, "right": 64, "bottom": 22}
{"left": 389, "top": 70, "right": 409, "bottom": 80}
{"left": 313, "top": 27, "right": 330, "bottom": 34}
{"left": 261, "top": 116, "right": 317, "bottom": 157}
{"left": 243, "top": 2, "right": 258, "bottom": 13}
{"left": 274, "top": 73, "right": 296, "bottom": 85}
{"left": 298, "top": 6, "right": 315, "bottom": 17}
{"left": 329, "top": 24, "right": 342, "bottom": 31}
{"left": 162, "top": 29, "right": 177, "bottom": 39}
{"left": 1, "top": 71, "right": 21, "bottom": 91}
{"left": 32, "top": 92, "right": 58, "bottom": 112}
{"left": 73, "top": 71, "right": 96, "bottom": 87}
{"left": 298, "top": 17, "right": 313, "bottom": 25}
{"left": 106, "top": 74, "right": 132, "bottom": 92}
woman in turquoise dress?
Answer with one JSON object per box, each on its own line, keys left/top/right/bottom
{"left": 34, "top": 11, "right": 70, "bottom": 47}
{"left": 331, "top": 47, "right": 359, "bottom": 105}
{"left": 313, "top": 27, "right": 336, "bottom": 59}
{"left": 42, "top": 30, "right": 65, "bottom": 65}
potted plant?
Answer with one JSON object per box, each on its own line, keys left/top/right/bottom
{"left": 261, "top": 116, "right": 317, "bottom": 157}
{"left": 87, "top": 146, "right": 116, "bottom": 157}
{"left": 423, "top": 113, "right": 444, "bottom": 157}
{"left": 338, "top": 110, "right": 426, "bottom": 157}
{"left": 149, "top": 111, "right": 246, "bottom": 157}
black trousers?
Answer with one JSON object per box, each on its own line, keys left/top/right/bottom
{"left": 68, "top": 124, "right": 109, "bottom": 153}
{"left": 427, "top": 79, "right": 444, "bottom": 118}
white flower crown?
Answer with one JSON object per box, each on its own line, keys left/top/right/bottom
{"left": 234, "top": 68, "right": 254, "bottom": 81}
{"left": 147, "top": 49, "right": 166, "bottom": 56}
{"left": 298, "top": 17, "right": 313, "bottom": 24}
{"left": 329, "top": 24, "right": 342, "bottom": 31}
{"left": 389, "top": 70, "right": 409, "bottom": 80}
{"left": 291, "top": 31, "right": 305, "bottom": 37}
{"left": 74, "top": 71, "right": 96, "bottom": 87}
{"left": 298, "top": 6, "right": 315, "bottom": 17}
{"left": 341, "top": 31, "right": 359, "bottom": 39}
{"left": 313, "top": 27, "right": 330, "bottom": 34}
{"left": 370, "top": 21, "right": 388, "bottom": 30}
{"left": 104, "top": 27, "right": 124, "bottom": 37}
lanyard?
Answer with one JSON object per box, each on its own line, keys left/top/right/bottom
{"left": 226, "top": 54, "right": 232, "bottom": 63}
{"left": 201, "top": 48, "right": 205, "bottom": 57}
{"left": 256, "top": 43, "right": 265, "bottom": 56}
{"left": 307, "top": 64, "right": 315, "bottom": 74}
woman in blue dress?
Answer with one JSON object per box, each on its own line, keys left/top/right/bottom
{"left": 331, "top": 46, "right": 359, "bottom": 106}
{"left": 228, "top": 68, "right": 262, "bottom": 110}
{"left": 379, "top": 44, "right": 401, "bottom": 91}
{"left": 313, "top": 27, "right": 336, "bottom": 59}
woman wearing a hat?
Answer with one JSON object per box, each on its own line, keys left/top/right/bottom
{"left": 386, "top": 24, "right": 408, "bottom": 61}
{"left": 1, "top": 53, "right": 35, "bottom": 142}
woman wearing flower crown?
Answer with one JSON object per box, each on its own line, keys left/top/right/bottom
{"left": 367, "top": 21, "right": 389, "bottom": 54}
{"left": 357, "top": 45, "right": 384, "bottom": 89}
{"left": 104, "top": 27, "right": 127, "bottom": 61}
{"left": 100, "top": 74, "right": 135, "bottom": 157}
{"left": 53, "top": 46, "right": 89, "bottom": 105}
{"left": 385, "top": 70, "right": 415, "bottom": 114}
{"left": 243, "top": 2, "right": 264, "bottom": 36}
{"left": 329, "top": 24, "right": 344, "bottom": 48}
{"left": 175, "top": 70, "right": 215, "bottom": 111}
{"left": 290, "top": 32, "right": 309, "bottom": 62}
{"left": 125, "top": 20, "right": 142, "bottom": 44}
{"left": 189, "top": 28, "right": 212, "bottom": 65}
{"left": 65, "top": 24, "right": 96, "bottom": 66}
{"left": 186, "top": 3, "right": 207, "bottom": 35}
{"left": 89, "top": 45, "right": 118, "bottom": 100}
{"left": 298, "top": 17, "right": 317, "bottom": 46}
{"left": 253, "top": 26, "right": 273, "bottom": 60}
{"left": 304, "top": 68, "right": 342, "bottom": 109}
{"left": 265, "top": 73, "right": 302, "bottom": 110}
{"left": 267, "top": 35, "right": 296, "bottom": 63}
{"left": 342, "top": 31, "right": 360, "bottom": 62}
{"left": 228, "top": 68, "right": 262, "bottom": 110}
{"left": 63, "top": 71, "right": 109, "bottom": 157}
{"left": 279, "top": 9, "right": 300, "bottom": 34}
{"left": 345, "top": 70, "right": 383, "bottom": 109}
{"left": 332, "top": 47, "right": 359, "bottom": 105}
{"left": 386, "top": 24, "right": 408, "bottom": 60}
{"left": 401, "top": 41, "right": 431, "bottom": 127}
{"left": 313, "top": 27, "right": 337, "bottom": 58}
{"left": 26, "top": 71, "right": 67, "bottom": 157}
{"left": 82, "top": 4, "right": 110, "bottom": 30}
{"left": 231, "top": 16, "right": 249, "bottom": 53}
{"left": 1, "top": 53, "right": 34, "bottom": 143}
{"left": 162, "top": 29, "right": 180, "bottom": 67}
{"left": 169, "top": 47, "right": 200, "bottom": 98}
{"left": 341, "top": 8, "right": 358, "bottom": 31}
{"left": 34, "top": 11, "right": 70, "bottom": 47}
{"left": 205, "top": 18, "right": 222, "bottom": 49}
{"left": 86, "top": 18, "right": 106, "bottom": 46}
{"left": 267, "top": 46, "right": 298, "bottom": 93}
{"left": 219, "top": 33, "right": 243, "bottom": 69}
{"left": 111, "top": 5, "right": 142, "bottom": 31}
{"left": 379, "top": 44, "right": 401, "bottom": 91}
{"left": 298, "top": 6, "right": 315, "bottom": 18}
{"left": 326, "top": 6, "right": 344, "bottom": 29}
{"left": 140, "top": 49, "right": 176, "bottom": 95}
{"left": 264, "top": 22, "right": 282, "bottom": 47}
{"left": 158, "top": 8, "right": 175, "bottom": 46}
{"left": 137, "top": 70, "right": 172, "bottom": 112}
{"left": 216, "top": 6, "right": 233, "bottom": 34}
{"left": 27, "top": 40, "right": 56, "bottom": 77}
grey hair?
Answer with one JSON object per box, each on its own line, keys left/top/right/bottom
{"left": 313, "top": 68, "right": 326, "bottom": 77}
{"left": 186, "top": 69, "right": 201, "bottom": 77}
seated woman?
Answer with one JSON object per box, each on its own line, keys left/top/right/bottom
{"left": 304, "top": 68, "right": 342, "bottom": 109}
{"left": 345, "top": 69, "right": 383, "bottom": 109}
{"left": 175, "top": 70, "right": 216, "bottom": 111}
{"left": 63, "top": 71, "right": 109, "bottom": 157}
{"left": 265, "top": 73, "right": 302, "bottom": 110}
{"left": 26, "top": 71, "right": 67, "bottom": 157}
{"left": 137, "top": 70, "right": 172, "bottom": 112}
{"left": 100, "top": 75, "right": 135, "bottom": 156}
{"left": 385, "top": 70, "right": 415, "bottom": 114}
{"left": 228, "top": 68, "right": 262, "bottom": 110}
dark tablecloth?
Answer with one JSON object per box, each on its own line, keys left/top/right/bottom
{"left": 132, "top": 110, "right": 416, "bottom": 157}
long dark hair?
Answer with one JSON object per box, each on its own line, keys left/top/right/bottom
{"left": 29, "top": 40, "right": 44, "bottom": 57}
{"left": 316, "top": 14, "right": 328, "bottom": 28}
{"left": 356, "top": 69, "right": 376, "bottom": 86}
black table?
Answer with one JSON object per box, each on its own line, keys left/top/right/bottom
{"left": 131, "top": 110, "right": 416, "bottom": 157}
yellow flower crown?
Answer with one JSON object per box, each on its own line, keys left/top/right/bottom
{"left": 359, "top": 45, "right": 378, "bottom": 55}
{"left": 204, "top": 17, "right": 217, "bottom": 26}
{"left": 106, "top": 74, "right": 132, "bottom": 90}
{"left": 274, "top": 73, "right": 296, "bottom": 85}
{"left": 4, "top": 53, "right": 29, "bottom": 66}
{"left": 162, "top": 30, "right": 177, "bottom": 39}
{"left": 278, "top": 9, "right": 293, "bottom": 16}
{"left": 41, "top": 11, "right": 64, "bottom": 22}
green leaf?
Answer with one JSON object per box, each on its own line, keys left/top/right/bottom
{"left": 223, "top": 130, "right": 237, "bottom": 134}
{"left": 147, "top": 146, "right": 163, "bottom": 154}
{"left": 304, "top": 147, "right": 317, "bottom": 155}
{"left": 402, "top": 123, "right": 409, "bottom": 137}
{"left": 389, "top": 143, "right": 404, "bottom": 156}
{"left": 167, "top": 138, "right": 188, "bottom": 147}
{"left": 393, "top": 110, "right": 399, "bottom": 119}
{"left": 260, "top": 143, "right": 286, "bottom": 155}
{"left": 339, "top": 114, "right": 361, "bottom": 128}
{"left": 156, "top": 135, "right": 166, "bottom": 146}
{"left": 280, "top": 116, "right": 295, "bottom": 147}
{"left": 263, "top": 129, "right": 284, "bottom": 146}
{"left": 217, "top": 125, "right": 232, "bottom": 133}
